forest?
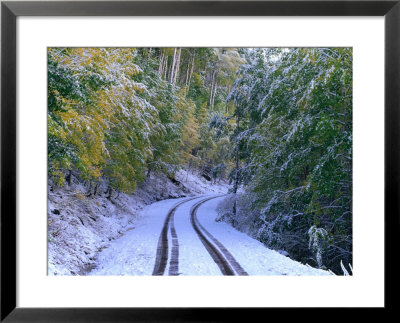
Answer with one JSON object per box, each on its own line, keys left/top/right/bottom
{"left": 48, "top": 47, "right": 352, "bottom": 274}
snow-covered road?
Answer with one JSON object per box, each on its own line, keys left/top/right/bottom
{"left": 88, "top": 195, "right": 331, "bottom": 276}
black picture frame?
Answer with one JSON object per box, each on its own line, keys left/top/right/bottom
{"left": 1, "top": 0, "right": 398, "bottom": 321}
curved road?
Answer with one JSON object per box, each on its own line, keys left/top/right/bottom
{"left": 152, "top": 195, "right": 247, "bottom": 276}
{"left": 190, "top": 197, "right": 248, "bottom": 276}
{"left": 152, "top": 196, "right": 198, "bottom": 276}
{"left": 89, "top": 194, "right": 331, "bottom": 276}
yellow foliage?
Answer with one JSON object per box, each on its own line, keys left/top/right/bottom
{"left": 51, "top": 161, "right": 65, "bottom": 186}
{"left": 48, "top": 47, "right": 150, "bottom": 187}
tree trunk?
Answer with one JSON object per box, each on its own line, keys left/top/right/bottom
{"left": 210, "top": 56, "right": 221, "bottom": 108}
{"left": 209, "top": 71, "right": 215, "bottom": 106}
{"left": 233, "top": 146, "right": 239, "bottom": 195}
{"left": 170, "top": 48, "right": 177, "bottom": 83}
{"left": 184, "top": 58, "right": 191, "bottom": 87}
{"left": 226, "top": 86, "right": 231, "bottom": 113}
{"left": 211, "top": 81, "right": 218, "bottom": 109}
{"left": 186, "top": 51, "right": 195, "bottom": 95}
{"left": 107, "top": 186, "right": 113, "bottom": 200}
{"left": 66, "top": 169, "right": 72, "bottom": 185}
{"left": 163, "top": 54, "right": 168, "bottom": 80}
{"left": 233, "top": 114, "right": 240, "bottom": 216}
{"left": 86, "top": 181, "right": 92, "bottom": 197}
{"left": 158, "top": 51, "right": 165, "bottom": 77}
{"left": 172, "top": 48, "right": 181, "bottom": 86}
{"left": 209, "top": 66, "right": 219, "bottom": 109}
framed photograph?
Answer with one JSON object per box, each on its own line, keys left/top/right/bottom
{"left": 1, "top": 0, "right": 398, "bottom": 321}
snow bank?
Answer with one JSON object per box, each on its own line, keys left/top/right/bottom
{"left": 48, "top": 170, "right": 228, "bottom": 275}
{"left": 175, "top": 169, "right": 228, "bottom": 195}
{"left": 199, "top": 197, "right": 331, "bottom": 276}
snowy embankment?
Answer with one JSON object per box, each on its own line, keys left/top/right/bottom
{"left": 195, "top": 197, "right": 331, "bottom": 275}
{"left": 48, "top": 170, "right": 227, "bottom": 275}
{"left": 89, "top": 196, "right": 331, "bottom": 276}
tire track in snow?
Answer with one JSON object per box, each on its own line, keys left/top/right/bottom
{"left": 168, "top": 211, "right": 179, "bottom": 276}
{"left": 190, "top": 196, "right": 248, "bottom": 276}
{"left": 152, "top": 196, "right": 199, "bottom": 276}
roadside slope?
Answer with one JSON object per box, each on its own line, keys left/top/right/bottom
{"left": 47, "top": 170, "right": 227, "bottom": 275}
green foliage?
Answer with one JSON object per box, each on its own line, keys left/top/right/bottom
{"left": 227, "top": 48, "right": 352, "bottom": 274}
{"left": 48, "top": 48, "right": 155, "bottom": 192}
{"left": 48, "top": 47, "right": 241, "bottom": 192}
{"left": 48, "top": 46, "right": 352, "bottom": 274}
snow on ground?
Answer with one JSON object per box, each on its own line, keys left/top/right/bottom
{"left": 89, "top": 195, "right": 225, "bottom": 276}
{"left": 48, "top": 184, "right": 137, "bottom": 276}
{"left": 175, "top": 169, "right": 227, "bottom": 195}
{"left": 88, "top": 196, "right": 201, "bottom": 275}
{"left": 170, "top": 196, "right": 223, "bottom": 275}
{"left": 87, "top": 198, "right": 184, "bottom": 275}
{"left": 50, "top": 169, "right": 330, "bottom": 276}
{"left": 48, "top": 170, "right": 228, "bottom": 276}
{"left": 89, "top": 195, "right": 331, "bottom": 276}
{"left": 195, "top": 196, "right": 332, "bottom": 276}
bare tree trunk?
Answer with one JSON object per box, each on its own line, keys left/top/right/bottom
{"left": 209, "top": 71, "right": 215, "bottom": 106}
{"left": 184, "top": 66, "right": 189, "bottom": 86}
{"left": 144, "top": 48, "right": 152, "bottom": 67}
{"left": 158, "top": 50, "right": 165, "bottom": 77}
{"left": 186, "top": 51, "right": 195, "bottom": 95}
{"left": 172, "top": 48, "right": 181, "bottom": 86}
{"left": 211, "top": 82, "right": 218, "bottom": 108}
{"left": 209, "top": 68, "right": 218, "bottom": 109}
{"left": 178, "top": 53, "right": 187, "bottom": 85}
{"left": 176, "top": 49, "right": 182, "bottom": 84}
{"left": 170, "top": 48, "right": 177, "bottom": 83}
{"left": 184, "top": 58, "right": 191, "bottom": 87}
{"left": 163, "top": 55, "right": 168, "bottom": 80}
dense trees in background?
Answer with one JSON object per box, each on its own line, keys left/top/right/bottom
{"left": 48, "top": 47, "right": 352, "bottom": 274}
